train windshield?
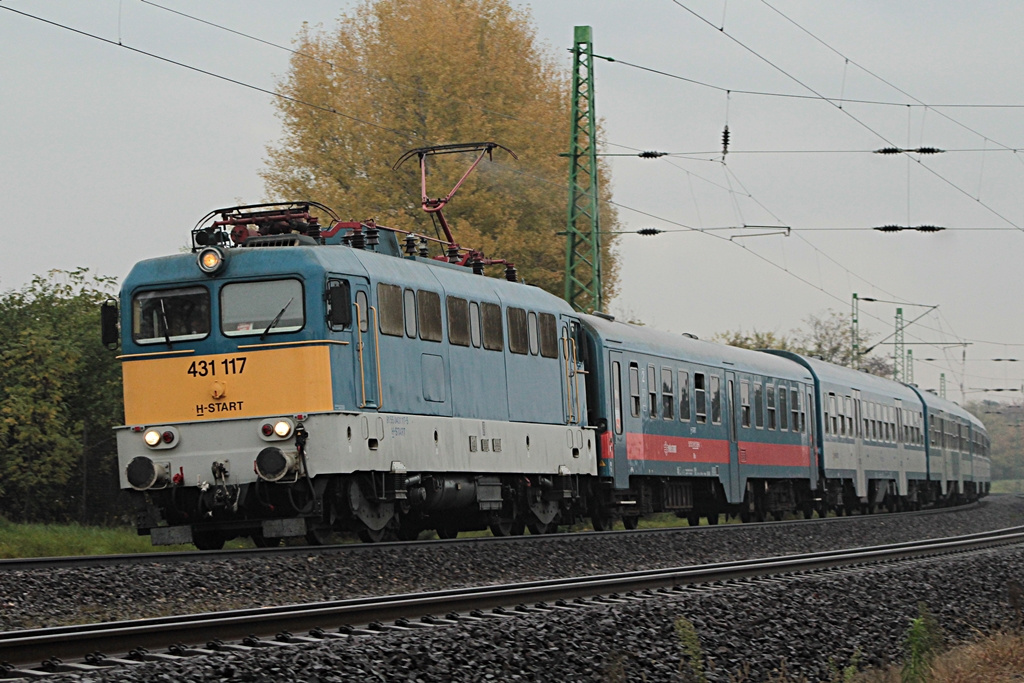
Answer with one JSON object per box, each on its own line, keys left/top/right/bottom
{"left": 221, "top": 278, "right": 305, "bottom": 337}
{"left": 132, "top": 286, "right": 210, "bottom": 344}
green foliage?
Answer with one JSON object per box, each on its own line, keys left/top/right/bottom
{"left": 674, "top": 615, "right": 707, "bottom": 682}
{"left": 964, "top": 400, "right": 1023, "bottom": 482}
{"left": 262, "top": 0, "right": 620, "bottom": 302}
{"left": 0, "top": 269, "right": 123, "bottom": 523}
{"left": 901, "top": 603, "right": 943, "bottom": 683}
{"left": 714, "top": 309, "right": 894, "bottom": 378}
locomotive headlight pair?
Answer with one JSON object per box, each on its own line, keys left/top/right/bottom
{"left": 142, "top": 426, "right": 179, "bottom": 449}
{"left": 259, "top": 418, "right": 294, "bottom": 440}
{"left": 197, "top": 246, "right": 226, "bottom": 275}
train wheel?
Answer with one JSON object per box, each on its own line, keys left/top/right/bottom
{"left": 686, "top": 512, "right": 701, "bottom": 527}
{"left": 360, "top": 527, "right": 397, "bottom": 543}
{"left": 818, "top": 504, "right": 830, "bottom": 519}
{"left": 590, "top": 514, "right": 615, "bottom": 532}
{"left": 490, "top": 518, "right": 518, "bottom": 537}
{"left": 706, "top": 512, "right": 719, "bottom": 525}
{"left": 192, "top": 530, "right": 225, "bottom": 551}
{"left": 527, "top": 521, "right": 554, "bottom": 535}
{"left": 621, "top": 516, "right": 639, "bottom": 530}
{"left": 436, "top": 525, "right": 459, "bottom": 540}
{"left": 771, "top": 511, "right": 785, "bottom": 522}
{"left": 251, "top": 530, "right": 283, "bottom": 548}
{"left": 306, "top": 522, "right": 336, "bottom": 545}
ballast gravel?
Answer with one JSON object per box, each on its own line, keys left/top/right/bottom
{"left": 6, "top": 495, "right": 1024, "bottom": 681}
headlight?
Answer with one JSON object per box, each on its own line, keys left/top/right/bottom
{"left": 274, "top": 420, "right": 293, "bottom": 437}
{"left": 144, "top": 429, "right": 162, "bottom": 447}
{"left": 142, "top": 426, "right": 179, "bottom": 449}
{"left": 259, "top": 418, "right": 294, "bottom": 441}
{"left": 197, "top": 246, "right": 226, "bottom": 275}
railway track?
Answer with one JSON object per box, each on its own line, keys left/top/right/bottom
{"left": 2, "top": 523, "right": 1022, "bottom": 677}
{"left": 0, "top": 500, "right": 981, "bottom": 572}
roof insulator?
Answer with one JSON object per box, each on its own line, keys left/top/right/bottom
{"left": 915, "top": 225, "right": 945, "bottom": 232}
{"left": 915, "top": 147, "right": 945, "bottom": 155}
{"left": 637, "top": 228, "right": 663, "bottom": 236}
{"left": 638, "top": 150, "right": 668, "bottom": 159}
{"left": 721, "top": 125, "right": 730, "bottom": 156}
{"left": 874, "top": 225, "right": 902, "bottom": 232}
{"left": 874, "top": 147, "right": 901, "bottom": 155}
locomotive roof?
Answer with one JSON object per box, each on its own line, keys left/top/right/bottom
{"left": 766, "top": 350, "right": 922, "bottom": 402}
{"left": 579, "top": 314, "right": 813, "bottom": 382}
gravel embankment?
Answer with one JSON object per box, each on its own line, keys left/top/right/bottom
{"left": 2, "top": 496, "right": 1022, "bottom": 633}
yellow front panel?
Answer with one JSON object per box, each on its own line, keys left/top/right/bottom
{"left": 123, "top": 346, "right": 333, "bottom": 424}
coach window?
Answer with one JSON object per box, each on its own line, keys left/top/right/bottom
{"left": 629, "top": 363, "right": 641, "bottom": 417}
{"left": 538, "top": 313, "right": 558, "bottom": 358}
{"left": 133, "top": 285, "right": 210, "bottom": 344}
{"left": 612, "top": 361, "right": 623, "bottom": 433}
{"left": 844, "top": 397, "right": 853, "bottom": 436}
{"left": 827, "top": 393, "right": 838, "bottom": 435}
{"left": 507, "top": 307, "right": 529, "bottom": 355}
{"left": 790, "top": 388, "right": 799, "bottom": 432}
{"left": 710, "top": 376, "right": 722, "bottom": 425}
{"left": 221, "top": 279, "right": 303, "bottom": 337}
{"left": 779, "top": 385, "right": 788, "bottom": 431}
{"left": 647, "top": 365, "right": 658, "bottom": 418}
{"left": 469, "top": 302, "right": 481, "bottom": 347}
{"left": 447, "top": 296, "right": 470, "bottom": 346}
{"left": 754, "top": 382, "right": 764, "bottom": 429}
{"left": 678, "top": 370, "right": 691, "bottom": 421}
{"left": 418, "top": 290, "right": 442, "bottom": 342}
{"left": 740, "top": 381, "right": 751, "bottom": 428}
{"left": 662, "top": 368, "right": 674, "bottom": 420}
{"left": 799, "top": 390, "right": 807, "bottom": 432}
{"left": 694, "top": 373, "right": 707, "bottom": 424}
{"left": 481, "top": 302, "right": 503, "bottom": 351}
{"left": 766, "top": 383, "right": 776, "bottom": 430}
{"left": 527, "top": 312, "right": 540, "bottom": 355}
{"left": 377, "top": 283, "right": 403, "bottom": 336}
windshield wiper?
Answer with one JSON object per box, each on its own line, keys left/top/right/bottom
{"left": 261, "top": 297, "right": 295, "bottom": 340}
{"left": 158, "top": 298, "right": 173, "bottom": 348}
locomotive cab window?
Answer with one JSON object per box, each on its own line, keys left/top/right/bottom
{"left": 221, "top": 279, "right": 303, "bottom": 337}
{"left": 326, "top": 279, "right": 352, "bottom": 330}
{"left": 418, "top": 290, "right": 442, "bottom": 342}
{"left": 538, "top": 313, "right": 558, "bottom": 358}
{"left": 481, "top": 302, "right": 503, "bottom": 351}
{"left": 447, "top": 296, "right": 470, "bottom": 346}
{"left": 377, "top": 283, "right": 403, "bottom": 336}
{"left": 507, "top": 307, "right": 529, "bottom": 354}
{"left": 132, "top": 286, "right": 210, "bottom": 344}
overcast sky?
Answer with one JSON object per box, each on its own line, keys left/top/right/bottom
{"left": 3, "top": 1, "right": 1023, "bottom": 404}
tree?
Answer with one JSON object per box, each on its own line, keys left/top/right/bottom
{"left": 0, "top": 269, "right": 123, "bottom": 523}
{"left": 714, "top": 309, "right": 894, "bottom": 378}
{"left": 262, "top": 0, "right": 619, "bottom": 301}
{"left": 965, "top": 401, "right": 1023, "bottom": 482}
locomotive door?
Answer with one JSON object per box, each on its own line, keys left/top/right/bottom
{"left": 560, "top": 317, "right": 582, "bottom": 425}
{"left": 726, "top": 372, "right": 741, "bottom": 503}
{"left": 351, "top": 280, "right": 381, "bottom": 410}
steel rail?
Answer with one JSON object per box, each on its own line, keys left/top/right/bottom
{"left": 0, "top": 500, "right": 984, "bottom": 571}
{"left": 2, "top": 525, "right": 1022, "bottom": 669}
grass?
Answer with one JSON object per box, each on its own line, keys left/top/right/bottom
{"left": 989, "top": 479, "right": 1024, "bottom": 494}
{"left": 0, "top": 516, "right": 251, "bottom": 558}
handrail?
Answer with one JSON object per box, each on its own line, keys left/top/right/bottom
{"left": 355, "top": 301, "right": 367, "bottom": 409}
{"left": 370, "top": 306, "right": 383, "bottom": 410}
{"left": 570, "top": 336, "right": 581, "bottom": 425}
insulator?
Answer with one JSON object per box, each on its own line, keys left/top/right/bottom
{"left": 418, "top": 239, "right": 429, "bottom": 257}
{"left": 638, "top": 150, "right": 667, "bottom": 159}
{"left": 404, "top": 234, "right": 419, "bottom": 256}
{"left": 447, "top": 245, "right": 461, "bottom": 263}
{"left": 874, "top": 225, "right": 902, "bottom": 232}
{"left": 721, "top": 126, "right": 730, "bottom": 156}
{"left": 915, "top": 147, "right": 945, "bottom": 155}
{"left": 916, "top": 225, "right": 944, "bottom": 232}
{"left": 365, "top": 226, "right": 379, "bottom": 248}
{"left": 505, "top": 264, "right": 518, "bottom": 282}
{"left": 350, "top": 227, "right": 366, "bottom": 249}
{"left": 637, "top": 228, "right": 663, "bottom": 236}
{"left": 874, "top": 147, "right": 901, "bottom": 155}
{"left": 471, "top": 259, "right": 485, "bottom": 275}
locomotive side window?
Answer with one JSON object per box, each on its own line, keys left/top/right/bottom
{"left": 710, "top": 375, "right": 722, "bottom": 425}
{"left": 527, "top": 312, "right": 539, "bottom": 355}
{"left": 403, "top": 289, "right": 417, "bottom": 338}
{"left": 740, "top": 380, "right": 751, "bottom": 428}
{"left": 754, "top": 381, "right": 764, "bottom": 429}
{"left": 694, "top": 373, "right": 707, "bottom": 424}
{"left": 356, "top": 291, "right": 369, "bottom": 332}
{"left": 447, "top": 297, "right": 470, "bottom": 346}
{"left": 661, "top": 368, "right": 674, "bottom": 420}
{"left": 507, "top": 307, "right": 529, "bottom": 354}
{"left": 481, "top": 302, "right": 503, "bottom": 351}
{"left": 132, "top": 286, "right": 210, "bottom": 344}
{"left": 538, "top": 313, "right": 558, "bottom": 358}
{"left": 678, "top": 370, "right": 691, "bottom": 421}
{"left": 470, "top": 302, "right": 482, "bottom": 347}
{"left": 628, "top": 363, "right": 640, "bottom": 417}
{"left": 326, "top": 279, "right": 352, "bottom": 330}
{"left": 418, "top": 290, "right": 442, "bottom": 342}
{"left": 766, "top": 383, "right": 776, "bottom": 430}
{"left": 221, "top": 279, "right": 303, "bottom": 337}
{"left": 377, "top": 283, "right": 403, "bottom": 336}
{"left": 647, "top": 364, "right": 658, "bottom": 418}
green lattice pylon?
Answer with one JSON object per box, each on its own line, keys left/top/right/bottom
{"left": 894, "top": 307, "right": 905, "bottom": 381}
{"left": 564, "top": 25, "right": 602, "bottom": 313}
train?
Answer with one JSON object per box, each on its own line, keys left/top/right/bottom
{"left": 104, "top": 147, "right": 990, "bottom": 549}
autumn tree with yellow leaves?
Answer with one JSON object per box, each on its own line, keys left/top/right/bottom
{"left": 262, "top": 0, "right": 619, "bottom": 300}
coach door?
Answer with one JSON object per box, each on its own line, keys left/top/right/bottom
{"left": 726, "top": 372, "right": 741, "bottom": 503}
{"left": 608, "top": 350, "right": 632, "bottom": 488}
{"left": 560, "top": 316, "right": 583, "bottom": 425}
{"left": 351, "top": 279, "right": 381, "bottom": 410}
